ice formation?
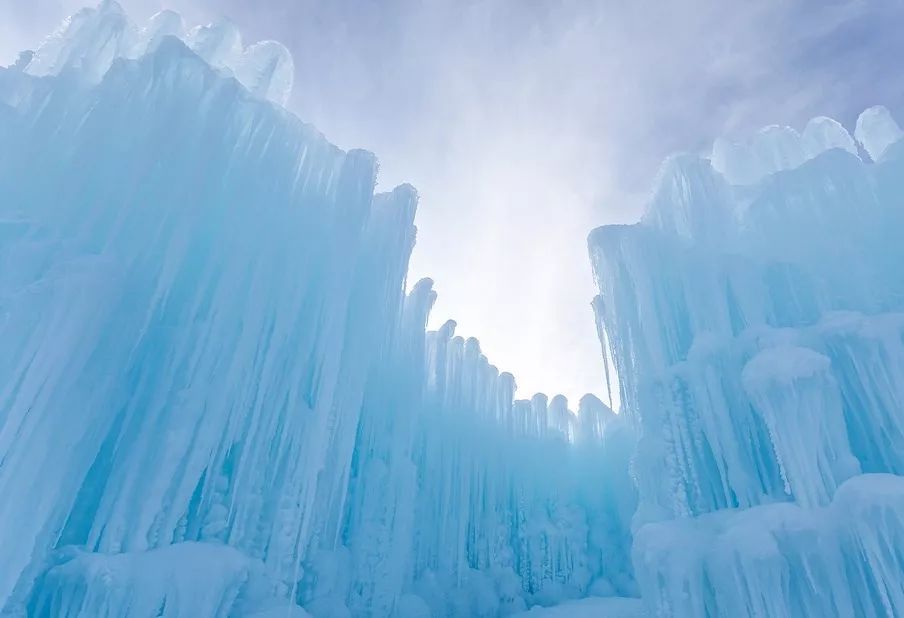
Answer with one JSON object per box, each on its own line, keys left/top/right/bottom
{"left": 22, "top": 1, "right": 293, "bottom": 104}
{"left": 0, "top": 5, "right": 636, "bottom": 617}
{"left": 4, "top": 2, "right": 904, "bottom": 617}
{"left": 711, "top": 116, "right": 860, "bottom": 185}
{"left": 590, "top": 98, "right": 904, "bottom": 615}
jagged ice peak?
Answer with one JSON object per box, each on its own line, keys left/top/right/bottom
{"left": 20, "top": 0, "right": 295, "bottom": 106}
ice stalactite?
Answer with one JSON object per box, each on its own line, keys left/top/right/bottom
{"left": 742, "top": 346, "right": 859, "bottom": 507}
{"left": 632, "top": 474, "right": 904, "bottom": 618}
{"left": 0, "top": 26, "right": 411, "bottom": 608}
{"left": 0, "top": 5, "right": 638, "bottom": 617}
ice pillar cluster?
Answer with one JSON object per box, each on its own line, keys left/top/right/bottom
{"left": 590, "top": 106, "right": 904, "bottom": 615}
{"left": 6, "top": 3, "right": 904, "bottom": 617}
{"left": 0, "top": 4, "right": 636, "bottom": 617}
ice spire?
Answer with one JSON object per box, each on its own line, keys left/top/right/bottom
{"left": 24, "top": 0, "right": 133, "bottom": 81}
{"left": 855, "top": 105, "right": 904, "bottom": 161}
{"left": 21, "top": 1, "right": 295, "bottom": 106}
{"left": 801, "top": 116, "right": 858, "bottom": 159}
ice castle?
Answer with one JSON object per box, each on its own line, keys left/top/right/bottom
{"left": 1, "top": 3, "right": 903, "bottom": 617}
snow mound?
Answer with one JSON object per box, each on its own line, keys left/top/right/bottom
{"left": 513, "top": 597, "right": 647, "bottom": 618}
{"left": 32, "top": 543, "right": 259, "bottom": 617}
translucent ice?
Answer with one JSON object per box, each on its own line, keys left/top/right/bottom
{"left": 711, "top": 116, "right": 860, "bottom": 185}
{"left": 6, "top": 3, "right": 904, "bottom": 617}
{"left": 0, "top": 5, "right": 635, "bottom": 616}
{"left": 24, "top": 1, "right": 135, "bottom": 82}
{"left": 632, "top": 474, "right": 904, "bottom": 617}
{"left": 591, "top": 104, "right": 904, "bottom": 616}
{"left": 742, "top": 346, "right": 859, "bottom": 507}
{"left": 855, "top": 105, "right": 904, "bottom": 162}
{"left": 21, "top": 1, "right": 294, "bottom": 105}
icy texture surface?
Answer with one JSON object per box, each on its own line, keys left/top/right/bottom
{"left": 6, "top": 3, "right": 904, "bottom": 617}
{"left": 23, "top": 1, "right": 294, "bottom": 105}
{"left": 711, "top": 115, "right": 860, "bottom": 185}
{"left": 591, "top": 104, "right": 904, "bottom": 616}
{"left": 512, "top": 596, "right": 647, "bottom": 617}
{"left": 855, "top": 105, "right": 904, "bottom": 162}
{"left": 31, "top": 544, "right": 258, "bottom": 617}
{"left": 633, "top": 474, "right": 904, "bottom": 617}
{"left": 0, "top": 5, "right": 636, "bottom": 617}
{"left": 742, "top": 345, "right": 859, "bottom": 507}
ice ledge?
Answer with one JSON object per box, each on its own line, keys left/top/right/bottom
{"left": 512, "top": 596, "right": 647, "bottom": 617}
{"left": 25, "top": 542, "right": 315, "bottom": 617}
{"left": 19, "top": 1, "right": 294, "bottom": 106}
{"left": 633, "top": 473, "right": 904, "bottom": 617}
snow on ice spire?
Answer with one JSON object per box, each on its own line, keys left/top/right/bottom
{"left": 20, "top": 1, "right": 294, "bottom": 105}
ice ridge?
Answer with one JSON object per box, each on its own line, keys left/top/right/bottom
{"left": 21, "top": 0, "right": 294, "bottom": 105}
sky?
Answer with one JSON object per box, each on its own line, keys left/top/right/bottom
{"left": 3, "top": 0, "right": 904, "bottom": 405}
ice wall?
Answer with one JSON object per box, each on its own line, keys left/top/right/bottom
{"left": 0, "top": 5, "right": 637, "bottom": 617}
{"left": 590, "top": 106, "right": 904, "bottom": 616}
{"left": 329, "top": 314, "right": 637, "bottom": 617}
{"left": 0, "top": 16, "right": 410, "bottom": 612}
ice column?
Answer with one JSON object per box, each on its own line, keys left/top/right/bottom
{"left": 742, "top": 346, "right": 859, "bottom": 507}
